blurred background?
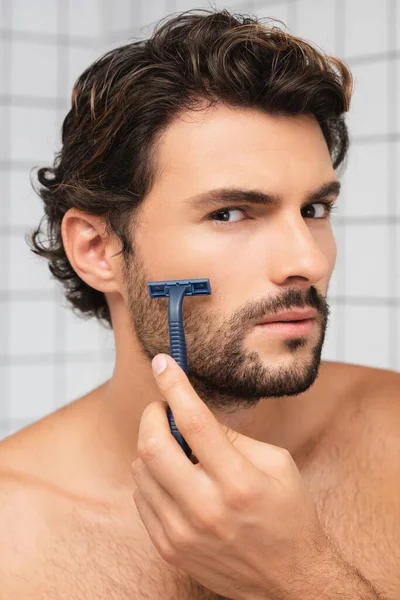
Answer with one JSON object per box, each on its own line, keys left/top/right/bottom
{"left": 0, "top": 0, "right": 399, "bottom": 441}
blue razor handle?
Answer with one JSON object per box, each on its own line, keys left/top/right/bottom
{"left": 148, "top": 278, "right": 212, "bottom": 458}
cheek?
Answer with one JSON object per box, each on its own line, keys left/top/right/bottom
{"left": 142, "top": 227, "right": 253, "bottom": 316}
{"left": 136, "top": 227, "right": 230, "bottom": 292}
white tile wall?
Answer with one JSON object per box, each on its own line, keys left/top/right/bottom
{"left": 141, "top": 0, "right": 170, "bottom": 29}
{"left": 103, "top": 0, "right": 134, "bottom": 36}
{"left": 0, "top": 234, "right": 7, "bottom": 294}
{"left": 344, "top": 224, "right": 391, "bottom": 299}
{"left": 10, "top": 39, "right": 58, "bottom": 98}
{"left": 340, "top": 141, "right": 390, "bottom": 218}
{"left": 0, "top": 366, "right": 8, "bottom": 419}
{"left": 328, "top": 219, "right": 344, "bottom": 297}
{"left": 8, "top": 363, "right": 56, "bottom": 420}
{"left": 295, "top": 0, "right": 337, "bottom": 56}
{"left": 344, "top": 304, "right": 390, "bottom": 368}
{"left": 346, "top": 60, "right": 390, "bottom": 138}
{"left": 9, "top": 299, "right": 57, "bottom": 356}
{"left": 0, "top": 0, "right": 5, "bottom": 28}
{"left": 67, "top": 46, "right": 100, "bottom": 96}
{"left": 175, "top": 0, "right": 218, "bottom": 10}
{"left": 0, "top": 33, "right": 9, "bottom": 159}
{"left": 396, "top": 58, "right": 400, "bottom": 135}
{"left": 0, "top": 106, "right": 8, "bottom": 161}
{"left": 9, "top": 234, "right": 56, "bottom": 292}
{"left": 320, "top": 301, "right": 340, "bottom": 361}
{"left": 65, "top": 360, "right": 112, "bottom": 404}
{"left": 0, "top": 302, "right": 7, "bottom": 358}
{"left": 397, "top": 2, "right": 400, "bottom": 50}
{"left": 0, "top": 29, "right": 7, "bottom": 95}
{"left": 67, "top": 0, "right": 100, "bottom": 38}
{"left": 0, "top": 170, "right": 5, "bottom": 229}
{"left": 10, "top": 106, "right": 61, "bottom": 163}
{"left": 343, "top": 0, "right": 389, "bottom": 58}
{"left": 10, "top": 0, "right": 58, "bottom": 35}
{"left": 64, "top": 307, "right": 108, "bottom": 355}
{"left": 0, "top": 0, "right": 398, "bottom": 441}
{"left": 9, "top": 170, "right": 44, "bottom": 227}
{"left": 255, "top": 2, "right": 291, "bottom": 28}
{"left": 397, "top": 224, "right": 400, "bottom": 299}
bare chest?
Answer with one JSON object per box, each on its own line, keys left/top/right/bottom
{"left": 5, "top": 510, "right": 226, "bottom": 600}
{"left": 2, "top": 423, "right": 389, "bottom": 600}
{"left": 7, "top": 480, "right": 380, "bottom": 600}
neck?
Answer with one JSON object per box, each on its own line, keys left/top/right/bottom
{"left": 81, "top": 349, "right": 329, "bottom": 494}
{"left": 54, "top": 310, "right": 335, "bottom": 505}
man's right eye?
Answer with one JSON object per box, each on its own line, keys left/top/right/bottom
{"left": 207, "top": 206, "right": 248, "bottom": 226}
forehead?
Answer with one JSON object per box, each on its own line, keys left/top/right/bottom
{"left": 153, "top": 104, "right": 335, "bottom": 192}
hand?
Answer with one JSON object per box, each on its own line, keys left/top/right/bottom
{"left": 131, "top": 353, "right": 331, "bottom": 600}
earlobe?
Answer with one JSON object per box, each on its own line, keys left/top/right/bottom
{"left": 61, "top": 208, "right": 122, "bottom": 294}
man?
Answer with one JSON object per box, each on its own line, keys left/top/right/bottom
{"left": 1, "top": 9, "right": 399, "bottom": 600}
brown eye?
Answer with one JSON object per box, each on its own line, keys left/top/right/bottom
{"left": 209, "top": 207, "right": 247, "bottom": 225}
{"left": 302, "top": 201, "right": 336, "bottom": 219}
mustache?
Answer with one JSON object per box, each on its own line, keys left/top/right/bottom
{"left": 240, "top": 286, "right": 326, "bottom": 325}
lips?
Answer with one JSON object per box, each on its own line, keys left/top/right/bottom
{"left": 256, "top": 308, "right": 317, "bottom": 325}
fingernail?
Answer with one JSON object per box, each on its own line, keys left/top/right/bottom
{"left": 152, "top": 354, "right": 167, "bottom": 375}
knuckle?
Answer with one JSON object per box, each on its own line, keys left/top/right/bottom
{"left": 193, "top": 507, "right": 221, "bottom": 533}
{"left": 137, "top": 437, "right": 159, "bottom": 459}
{"left": 167, "top": 521, "right": 193, "bottom": 550}
{"left": 186, "top": 412, "right": 210, "bottom": 434}
{"left": 275, "top": 447, "right": 294, "bottom": 471}
{"left": 227, "top": 479, "right": 261, "bottom": 510}
{"left": 131, "top": 458, "right": 144, "bottom": 476}
{"left": 137, "top": 445, "right": 146, "bottom": 460}
{"left": 158, "top": 535, "right": 177, "bottom": 562}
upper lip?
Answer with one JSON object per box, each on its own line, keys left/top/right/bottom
{"left": 257, "top": 308, "right": 318, "bottom": 325}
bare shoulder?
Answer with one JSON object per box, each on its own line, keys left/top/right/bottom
{"left": 0, "top": 414, "right": 80, "bottom": 583}
{"left": 320, "top": 359, "right": 400, "bottom": 416}
{"left": 320, "top": 358, "right": 399, "bottom": 392}
{"left": 319, "top": 359, "right": 400, "bottom": 466}
{"left": 0, "top": 454, "right": 57, "bottom": 539}
{"left": 0, "top": 466, "right": 51, "bottom": 596}
{"left": 317, "top": 361, "right": 400, "bottom": 598}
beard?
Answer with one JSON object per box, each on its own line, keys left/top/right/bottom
{"left": 124, "top": 247, "right": 330, "bottom": 413}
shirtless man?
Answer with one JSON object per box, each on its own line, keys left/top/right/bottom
{"left": 1, "top": 9, "right": 399, "bottom": 600}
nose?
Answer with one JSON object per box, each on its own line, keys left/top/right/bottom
{"left": 268, "top": 213, "right": 331, "bottom": 287}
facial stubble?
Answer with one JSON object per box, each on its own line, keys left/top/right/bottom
{"left": 125, "top": 248, "right": 330, "bottom": 413}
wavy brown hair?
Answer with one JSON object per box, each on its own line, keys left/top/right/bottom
{"left": 28, "top": 8, "right": 353, "bottom": 328}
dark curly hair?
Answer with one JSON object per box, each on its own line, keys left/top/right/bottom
{"left": 28, "top": 8, "right": 353, "bottom": 329}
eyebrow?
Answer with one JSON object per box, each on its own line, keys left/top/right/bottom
{"left": 184, "top": 180, "right": 341, "bottom": 210}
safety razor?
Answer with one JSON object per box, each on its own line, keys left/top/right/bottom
{"left": 148, "top": 278, "right": 212, "bottom": 458}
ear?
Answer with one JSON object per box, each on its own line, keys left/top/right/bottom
{"left": 61, "top": 208, "right": 124, "bottom": 295}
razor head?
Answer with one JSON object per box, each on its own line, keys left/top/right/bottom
{"left": 148, "top": 278, "right": 211, "bottom": 298}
